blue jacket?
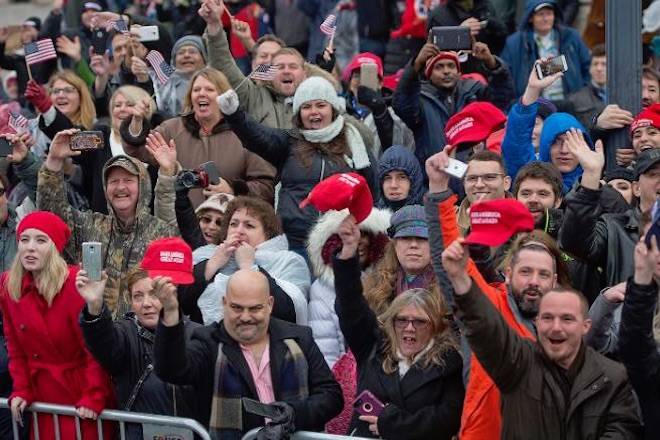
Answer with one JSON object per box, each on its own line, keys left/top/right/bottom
{"left": 501, "top": 101, "right": 539, "bottom": 182}
{"left": 392, "top": 62, "right": 514, "bottom": 170}
{"left": 500, "top": 0, "right": 591, "bottom": 98}
{"left": 376, "top": 145, "right": 425, "bottom": 209}
{"left": 539, "top": 112, "right": 593, "bottom": 194}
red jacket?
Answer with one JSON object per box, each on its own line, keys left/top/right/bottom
{"left": 435, "top": 195, "right": 535, "bottom": 440}
{"left": 0, "top": 266, "right": 115, "bottom": 439}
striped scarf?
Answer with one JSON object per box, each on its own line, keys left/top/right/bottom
{"left": 209, "top": 339, "right": 309, "bottom": 439}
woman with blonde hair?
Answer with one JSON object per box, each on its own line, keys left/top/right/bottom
{"left": 0, "top": 211, "right": 115, "bottom": 439}
{"left": 332, "top": 214, "right": 464, "bottom": 439}
{"left": 121, "top": 67, "right": 277, "bottom": 207}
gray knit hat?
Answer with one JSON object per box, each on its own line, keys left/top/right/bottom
{"left": 171, "top": 35, "right": 207, "bottom": 66}
{"left": 292, "top": 76, "right": 345, "bottom": 115}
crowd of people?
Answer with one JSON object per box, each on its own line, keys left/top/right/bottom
{"left": 0, "top": 0, "right": 659, "bottom": 438}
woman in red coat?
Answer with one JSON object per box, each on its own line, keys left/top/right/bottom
{"left": 0, "top": 211, "right": 115, "bottom": 439}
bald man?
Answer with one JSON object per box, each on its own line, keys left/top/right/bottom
{"left": 153, "top": 270, "right": 342, "bottom": 436}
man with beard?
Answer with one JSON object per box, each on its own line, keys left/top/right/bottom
{"left": 424, "top": 148, "right": 563, "bottom": 440}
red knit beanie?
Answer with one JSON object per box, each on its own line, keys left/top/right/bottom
{"left": 425, "top": 52, "right": 461, "bottom": 79}
{"left": 16, "top": 211, "right": 71, "bottom": 252}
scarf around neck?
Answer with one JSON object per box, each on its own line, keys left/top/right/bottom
{"left": 299, "top": 115, "right": 371, "bottom": 170}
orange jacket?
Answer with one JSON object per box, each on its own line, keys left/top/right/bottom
{"left": 435, "top": 195, "right": 535, "bottom": 440}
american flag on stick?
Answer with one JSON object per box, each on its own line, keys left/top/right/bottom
{"left": 24, "top": 39, "right": 57, "bottom": 66}
{"left": 319, "top": 14, "right": 337, "bottom": 37}
{"left": 249, "top": 64, "right": 278, "bottom": 82}
{"left": 9, "top": 112, "right": 29, "bottom": 133}
{"left": 146, "top": 50, "right": 175, "bottom": 85}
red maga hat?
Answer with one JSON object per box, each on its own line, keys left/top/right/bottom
{"left": 464, "top": 199, "right": 534, "bottom": 247}
{"left": 630, "top": 103, "right": 660, "bottom": 134}
{"left": 445, "top": 101, "right": 507, "bottom": 147}
{"left": 140, "top": 237, "right": 194, "bottom": 285}
{"left": 300, "top": 173, "right": 373, "bottom": 223}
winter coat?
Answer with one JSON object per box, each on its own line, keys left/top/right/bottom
{"left": 425, "top": 190, "right": 536, "bottom": 440}
{"left": 620, "top": 279, "right": 660, "bottom": 440}
{"left": 37, "top": 155, "right": 178, "bottom": 317}
{"left": 0, "top": 42, "right": 57, "bottom": 105}
{"left": 154, "top": 70, "right": 194, "bottom": 117}
{"left": 120, "top": 112, "right": 277, "bottom": 208}
{"left": 0, "top": 267, "right": 115, "bottom": 440}
{"left": 565, "top": 83, "right": 606, "bottom": 129}
{"left": 333, "top": 254, "right": 464, "bottom": 439}
{"left": 224, "top": 109, "right": 377, "bottom": 251}
{"left": 587, "top": 293, "right": 625, "bottom": 358}
{"left": 154, "top": 317, "right": 343, "bottom": 433}
{"left": 454, "top": 279, "right": 642, "bottom": 439}
{"left": 307, "top": 208, "right": 391, "bottom": 367}
{"left": 376, "top": 145, "right": 424, "bottom": 210}
{"left": 500, "top": 0, "right": 591, "bottom": 98}
{"left": 356, "top": 0, "right": 398, "bottom": 41}
{"left": 79, "top": 304, "right": 202, "bottom": 436}
{"left": 559, "top": 184, "right": 640, "bottom": 288}
{"left": 193, "top": 234, "right": 311, "bottom": 326}
{"left": 392, "top": 61, "right": 514, "bottom": 169}
{"left": 501, "top": 100, "right": 539, "bottom": 181}
{"left": 296, "top": 0, "right": 339, "bottom": 60}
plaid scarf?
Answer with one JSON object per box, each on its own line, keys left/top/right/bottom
{"left": 209, "top": 339, "right": 309, "bottom": 439}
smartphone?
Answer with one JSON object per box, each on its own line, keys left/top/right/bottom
{"left": 360, "top": 63, "right": 379, "bottom": 91}
{"left": 429, "top": 26, "right": 472, "bottom": 51}
{"left": 70, "top": 131, "right": 104, "bottom": 151}
{"left": 354, "top": 390, "right": 385, "bottom": 417}
{"left": 134, "top": 25, "right": 160, "bottom": 42}
{"left": 82, "top": 242, "right": 103, "bottom": 281}
{"left": 90, "top": 29, "right": 108, "bottom": 55}
{"left": 445, "top": 157, "right": 468, "bottom": 179}
{"left": 535, "top": 54, "right": 568, "bottom": 79}
{"left": 0, "top": 138, "right": 11, "bottom": 157}
{"left": 199, "top": 161, "right": 220, "bottom": 185}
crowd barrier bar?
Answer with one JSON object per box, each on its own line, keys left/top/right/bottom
{"left": 0, "top": 397, "right": 212, "bottom": 440}
{"left": 242, "top": 427, "right": 369, "bottom": 440}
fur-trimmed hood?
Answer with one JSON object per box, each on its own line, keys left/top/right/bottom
{"left": 307, "top": 207, "right": 391, "bottom": 284}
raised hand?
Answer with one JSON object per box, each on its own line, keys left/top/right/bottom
{"left": 217, "top": 89, "right": 239, "bottom": 115}
{"left": 130, "top": 56, "right": 150, "bottom": 83}
{"left": 25, "top": 80, "right": 53, "bottom": 114}
{"left": 203, "top": 179, "right": 234, "bottom": 197}
{"left": 596, "top": 104, "right": 634, "bottom": 130}
{"left": 337, "top": 215, "right": 360, "bottom": 259}
{"left": 231, "top": 19, "right": 251, "bottom": 41}
{"left": 472, "top": 42, "right": 496, "bottom": 69}
{"left": 564, "top": 129, "right": 604, "bottom": 175}
{"left": 441, "top": 238, "right": 471, "bottom": 294}
{"left": 75, "top": 270, "right": 108, "bottom": 314}
{"left": 199, "top": 0, "right": 223, "bottom": 34}
{"left": 56, "top": 35, "right": 82, "bottom": 63}
{"left": 145, "top": 132, "right": 177, "bottom": 176}
{"left": 425, "top": 145, "right": 453, "bottom": 193}
{"left": 601, "top": 281, "right": 626, "bottom": 304}
{"left": 48, "top": 128, "right": 81, "bottom": 161}
{"left": 89, "top": 49, "right": 111, "bottom": 77}
{"left": 205, "top": 235, "right": 239, "bottom": 280}
{"left": 521, "top": 59, "right": 563, "bottom": 105}
{"left": 414, "top": 43, "right": 440, "bottom": 74}
{"left": 234, "top": 242, "right": 256, "bottom": 270}
{"left": 2, "top": 133, "right": 29, "bottom": 164}
{"left": 633, "top": 237, "right": 660, "bottom": 285}
{"left": 460, "top": 17, "right": 481, "bottom": 37}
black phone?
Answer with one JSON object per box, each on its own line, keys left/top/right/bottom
{"left": 199, "top": 161, "right": 220, "bottom": 185}
{"left": 0, "top": 138, "right": 11, "bottom": 157}
{"left": 91, "top": 29, "right": 108, "bottom": 55}
{"left": 429, "top": 26, "right": 472, "bottom": 51}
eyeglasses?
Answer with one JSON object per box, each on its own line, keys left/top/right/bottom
{"left": 200, "top": 216, "right": 222, "bottom": 227}
{"left": 464, "top": 173, "right": 504, "bottom": 184}
{"left": 50, "top": 86, "right": 77, "bottom": 95}
{"left": 393, "top": 316, "right": 430, "bottom": 330}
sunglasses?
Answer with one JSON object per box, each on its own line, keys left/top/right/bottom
{"left": 199, "top": 216, "right": 222, "bottom": 227}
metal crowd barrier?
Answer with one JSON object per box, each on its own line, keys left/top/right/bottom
{"left": 0, "top": 398, "right": 211, "bottom": 440}
{"left": 241, "top": 428, "right": 368, "bottom": 440}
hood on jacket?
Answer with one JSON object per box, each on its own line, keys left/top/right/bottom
{"left": 307, "top": 208, "right": 391, "bottom": 284}
{"left": 520, "top": 0, "right": 563, "bottom": 31}
{"left": 539, "top": 112, "right": 592, "bottom": 194}
{"left": 102, "top": 155, "right": 152, "bottom": 230}
{"left": 377, "top": 145, "right": 424, "bottom": 209}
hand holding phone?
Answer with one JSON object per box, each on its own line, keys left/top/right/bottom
{"left": 535, "top": 55, "right": 568, "bottom": 80}
{"left": 354, "top": 390, "right": 385, "bottom": 417}
{"left": 360, "top": 63, "right": 379, "bottom": 91}
{"left": 70, "top": 131, "right": 104, "bottom": 151}
{"left": 429, "top": 26, "right": 472, "bottom": 51}
{"left": 82, "top": 242, "right": 103, "bottom": 282}
{"left": 445, "top": 157, "right": 468, "bottom": 179}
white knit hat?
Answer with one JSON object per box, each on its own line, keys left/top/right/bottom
{"left": 292, "top": 76, "right": 345, "bottom": 115}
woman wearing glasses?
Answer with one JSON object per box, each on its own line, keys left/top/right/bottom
{"left": 332, "top": 209, "right": 464, "bottom": 439}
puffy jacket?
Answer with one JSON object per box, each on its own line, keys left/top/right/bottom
{"left": 393, "top": 61, "right": 514, "bottom": 169}
{"left": 559, "top": 184, "right": 640, "bottom": 288}
{"left": 307, "top": 208, "right": 391, "bottom": 367}
{"left": 500, "top": 0, "right": 591, "bottom": 98}
{"left": 620, "top": 279, "right": 660, "bottom": 440}
{"left": 376, "top": 145, "right": 425, "bottom": 209}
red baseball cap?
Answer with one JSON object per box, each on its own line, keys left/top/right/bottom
{"left": 464, "top": 199, "right": 534, "bottom": 247}
{"left": 382, "top": 69, "right": 404, "bottom": 92}
{"left": 342, "top": 52, "right": 384, "bottom": 83}
{"left": 140, "top": 237, "right": 194, "bottom": 285}
{"left": 300, "top": 172, "right": 373, "bottom": 223}
{"left": 630, "top": 103, "right": 660, "bottom": 134}
{"left": 445, "top": 101, "right": 507, "bottom": 147}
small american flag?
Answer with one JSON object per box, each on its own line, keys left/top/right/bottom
{"left": 9, "top": 112, "right": 29, "bottom": 133}
{"left": 249, "top": 64, "right": 278, "bottom": 82}
{"left": 24, "top": 39, "right": 57, "bottom": 66}
{"left": 319, "top": 14, "right": 337, "bottom": 37}
{"left": 146, "top": 51, "right": 175, "bottom": 85}
{"left": 107, "top": 18, "right": 129, "bottom": 33}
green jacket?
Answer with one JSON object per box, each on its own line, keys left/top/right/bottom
{"left": 455, "top": 281, "right": 642, "bottom": 440}
{"left": 37, "top": 155, "right": 178, "bottom": 317}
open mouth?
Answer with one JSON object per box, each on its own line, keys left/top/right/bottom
{"left": 548, "top": 337, "right": 565, "bottom": 346}
{"left": 402, "top": 336, "right": 417, "bottom": 346}
{"left": 640, "top": 145, "right": 655, "bottom": 152}
{"left": 196, "top": 99, "right": 210, "bottom": 110}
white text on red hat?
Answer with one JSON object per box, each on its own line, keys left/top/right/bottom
{"left": 160, "top": 251, "right": 184, "bottom": 263}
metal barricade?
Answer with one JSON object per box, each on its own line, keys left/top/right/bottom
{"left": 241, "top": 428, "right": 369, "bottom": 440}
{"left": 0, "top": 397, "right": 211, "bottom": 440}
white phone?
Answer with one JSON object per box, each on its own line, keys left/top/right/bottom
{"left": 535, "top": 54, "right": 568, "bottom": 80}
{"left": 134, "top": 25, "right": 160, "bottom": 42}
{"left": 82, "top": 242, "right": 103, "bottom": 281}
{"left": 445, "top": 158, "right": 468, "bottom": 179}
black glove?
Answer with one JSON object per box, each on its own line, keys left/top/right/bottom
{"left": 357, "top": 85, "right": 387, "bottom": 116}
{"left": 243, "top": 398, "right": 296, "bottom": 440}
{"left": 315, "top": 49, "right": 336, "bottom": 73}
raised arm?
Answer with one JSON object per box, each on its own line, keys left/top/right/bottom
{"left": 585, "top": 283, "right": 625, "bottom": 356}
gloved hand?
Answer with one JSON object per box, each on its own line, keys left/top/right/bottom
{"left": 357, "top": 85, "right": 386, "bottom": 116}
{"left": 217, "top": 89, "right": 239, "bottom": 115}
{"left": 25, "top": 80, "right": 53, "bottom": 114}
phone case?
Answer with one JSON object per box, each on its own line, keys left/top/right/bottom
{"left": 445, "top": 158, "right": 468, "bottom": 179}
{"left": 71, "top": 132, "right": 104, "bottom": 151}
{"left": 91, "top": 29, "right": 108, "bottom": 55}
{"left": 0, "top": 138, "right": 11, "bottom": 157}
{"left": 536, "top": 55, "right": 568, "bottom": 79}
{"left": 82, "top": 242, "right": 103, "bottom": 281}
{"left": 199, "top": 161, "right": 220, "bottom": 185}
{"left": 360, "top": 63, "right": 379, "bottom": 91}
{"left": 429, "top": 26, "right": 472, "bottom": 51}
{"left": 353, "top": 390, "right": 385, "bottom": 417}
{"left": 137, "top": 26, "right": 160, "bottom": 42}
